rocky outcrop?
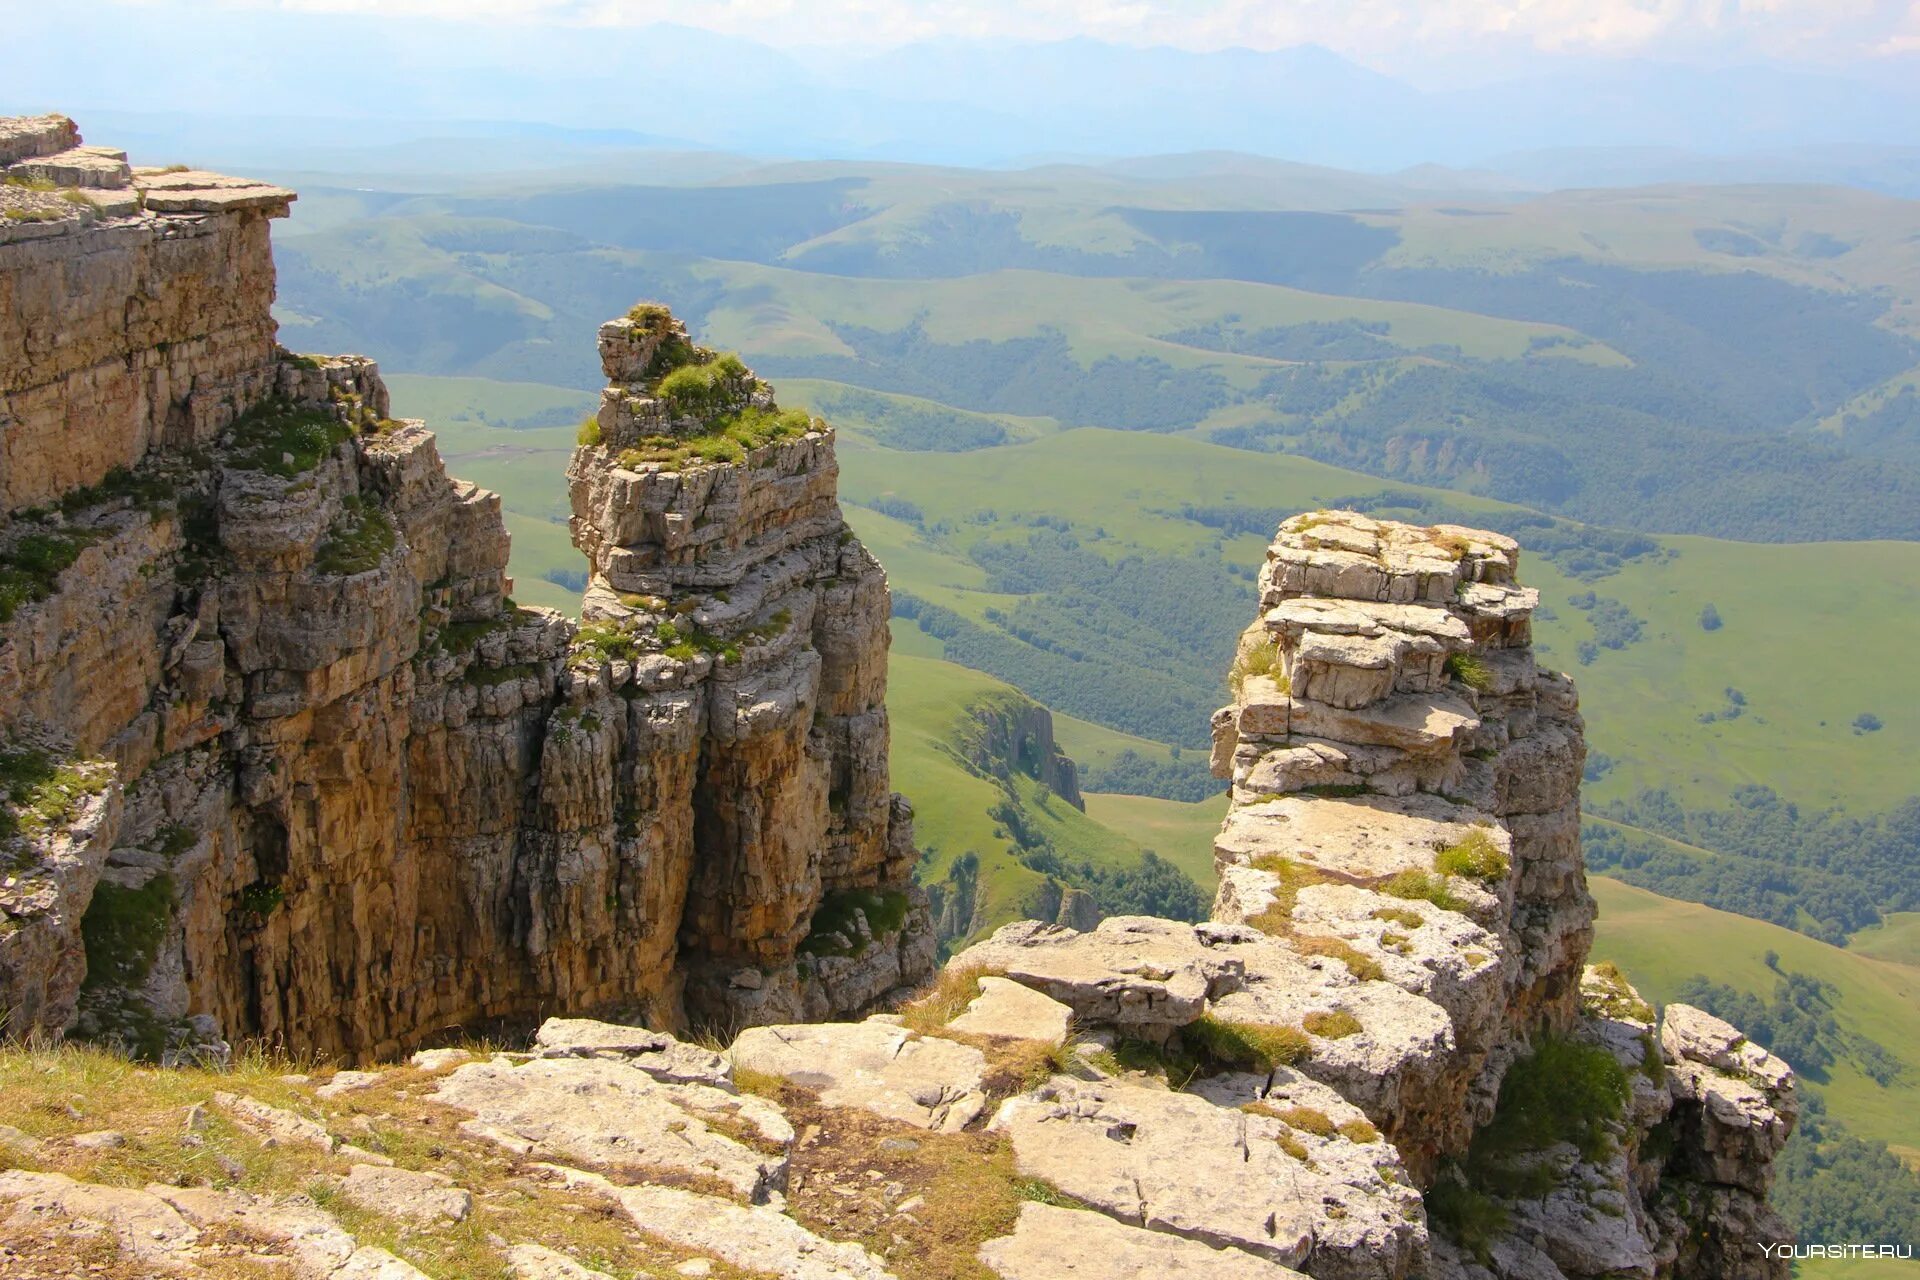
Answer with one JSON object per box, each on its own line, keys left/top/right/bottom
{"left": 923, "top": 512, "right": 1796, "bottom": 1280}
{"left": 0, "top": 117, "right": 929, "bottom": 1061}
{"left": 955, "top": 693, "right": 1083, "bottom": 810}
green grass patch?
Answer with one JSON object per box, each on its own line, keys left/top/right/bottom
{"left": 1444, "top": 651, "right": 1492, "bottom": 691}
{"left": 1433, "top": 828, "right": 1510, "bottom": 885}
{"left": 1382, "top": 869, "right": 1472, "bottom": 913}
{"left": 1228, "top": 635, "right": 1285, "bottom": 697}
{"left": 313, "top": 496, "right": 396, "bottom": 576}
{"left": 800, "top": 888, "right": 913, "bottom": 958}
{"left": 79, "top": 873, "right": 175, "bottom": 991}
{"left": 224, "top": 399, "right": 353, "bottom": 476}
{"left": 616, "top": 406, "right": 815, "bottom": 471}
{"left": 0, "top": 528, "right": 99, "bottom": 623}
{"left": 1183, "top": 1013, "right": 1311, "bottom": 1071}
{"left": 0, "top": 744, "right": 110, "bottom": 849}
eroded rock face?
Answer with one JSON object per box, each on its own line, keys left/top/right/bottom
{"left": 0, "top": 117, "right": 929, "bottom": 1059}
{"left": 941, "top": 513, "right": 1795, "bottom": 1280}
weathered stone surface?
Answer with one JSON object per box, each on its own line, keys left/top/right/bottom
{"left": 950, "top": 917, "right": 1241, "bottom": 1032}
{"left": 1661, "top": 1004, "right": 1796, "bottom": 1193}
{"left": 214, "top": 1091, "right": 337, "bottom": 1152}
{"left": 730, "top": 1019, "right": 990, "bottom": 1131}
{"left": 979, "top": 1202, "right": 1310, "bottom": 1279}
{"left": 991, "top": 1077, "right": 1424, "bottom": 1279}
{"left": 434, "top": 1056, "right": 793, "bottom": 1202}
{"left": 0, "top": 114, "right": 929, "bottom": 1059}
{"left": 557, "top": 1168, "right": 898, "bottom": 1280}
{"left": 339, "top": 1163, "right": 472, "bottom": 1224}
{"left": 533, "top": 1017, "right": 733, "bottom": 1087}
{"left": 507, "top": 1243, "right": 621, "bottom": 1280}
{"left": 948, "top": 976, "right": 1074, "bottom": 1044}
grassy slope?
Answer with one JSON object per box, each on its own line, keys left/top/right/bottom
{"left": 1590, "top": 875, "right": 1920, "bottom": 1160}
{"left": 691, "top": 260, "right": 1622, "bottom": 378}
{"left": 887, "top": 652, "right": 1217, "bottom": 944}
{"left": 1524, "top": 536, "right": 1920, "bottom": 811}
{"left": 843, "top": 427, "right": 1920, "bottom": 811}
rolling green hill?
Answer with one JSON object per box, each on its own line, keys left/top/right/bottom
{"left": 1591, "top": 876, "right": 1920, "bottom": 1160}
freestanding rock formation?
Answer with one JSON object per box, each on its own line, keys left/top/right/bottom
{"left": 0, "top": 115, "right": 930, "bottom": 1062}
{"left": 912, "top": 512, "right": 1798, "bottom": 1280}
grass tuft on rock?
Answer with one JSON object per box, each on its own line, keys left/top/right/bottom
{"left": 1382, "top": 869, "right": 1472, "bottom": 914}
{"left": 1433, "top": 828, "right": 1510, "bottom": 886}
{"left": 1302, "top": 1009, "right": 1364, "bottom": 1039}
{"left": 1293, "top": 934, "right": 1385, "bottom": 982}
{"left": 223, "top": 399, "right": 353, "bottom": 477}
{"left": 313, "top": 496, "right": 396, "bottom": 576}
{"left": 1183, "top": 1014, "right": 1311, "bottom": 1071}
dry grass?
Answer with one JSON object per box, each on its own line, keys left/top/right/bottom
{"left": 1242, "top": 856, "right": 1339, "bottom": 936}
{"left": 896, "top": 965, "right": 998, "bottom": 1035}
{"left": 1183, "top": 1015, "right": 1311, "bottom": 1072}
{"left": 0, "top": 1041, "right": 765, "bottom": 1280}
{"left": 775, "top": 1089, "right": 1067, "bottom": 1280}
{"left": 1371, "top": 906, "right": 1424, "bottom": 930}
{"left": 1292, "top": 934, "right": 1385, "bottom": 983}
{"left": 1302, "top": 1010, "right": 1364, "bottom": 1040}
{"left": 1338, "top": 1118, "right": 1383, "bottom": 1144}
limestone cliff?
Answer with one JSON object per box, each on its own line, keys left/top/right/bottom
{"left": 889, "top": 512, "right": 1797, "bottom": 1280}
{"left": 0, "top": 115, "right": 931, "bottom": 1062}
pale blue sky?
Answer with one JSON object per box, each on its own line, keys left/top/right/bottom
{"left": 106, "top": 0, "right": 1920, "bottom": 71}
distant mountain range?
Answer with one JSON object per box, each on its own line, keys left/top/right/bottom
{"left": 6, "top": 7, "right": 1919, "bottom": 179}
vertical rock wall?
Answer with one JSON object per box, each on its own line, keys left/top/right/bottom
{"left": 0, "top": 117, "right": 929, "bottom": 1063}
{"left": 942, "top": 511, "right": 1796, "bottom": 1280}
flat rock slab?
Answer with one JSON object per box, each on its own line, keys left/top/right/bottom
{"left": 0, "top": 1170, "right": 198, "bottom": 1267}
{"left": 434, "top": 1057, "right": 792, "bottom": 1202}
{"left": 1214, "top": 792, "right": 1505, "bottom": 885}
{"left": 948, "top": 976, "right": 1074, "bottom": 1044}
{"left": 507, "top": 1242, "right": 620, "bottom": 1279}
{"left": 560, "top": 1169, "right": 897, "bottom": 1280}
{"left": 533, "top": 1017, "right": 733, "bottom": 1088}
{"left": 990, "top": 1078, "right": 1424, "bottom": 1279}
{"left": 979, "top": 1201, "right": 1309, "bottom": 1279}
{"left": 340, "top": 1163, "right": 472, "bottom": 1224}
{"left": 949, "top": 917, "right": 1244, "bottom": 1032}
{"left": 1205, "top": 934, "right": 1455, "bottom": 1132}
{"left": 157, "top": 1183, "right": 434, "bottom": 1278}
{"left": 214, "top": 1091, "right": 337, "bottom": 1151}
{"left": 731, "top": 1019, "right": 989, "bottom": 1132}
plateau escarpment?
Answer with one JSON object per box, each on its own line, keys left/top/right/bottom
{"left": 0, "top": 512, "right": 1796, "bottom": 1280}
{"left": 0, "top": 113, "right": 1796, "bottom": 1280}
{"left": 0, "top": 114, "right": 930, "bottom": 1062}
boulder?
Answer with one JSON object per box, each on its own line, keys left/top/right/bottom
{"left": 730, "top": 1019, "right": 989, "bottom": 1132}
{"left": 533, "top": 1017, "right": 734, "bottom": 1088}
{"left": 433, "top": 1057, "right": 792, "bottom": 1202}
{"left": 949, "top": 917, "right": 1242, "bottom": 1033}
{"left": 948, "top": 976, "right": 1075, "bottom": 1044}
{"left": 989, "top": 1077, "right": 1424, "bottom": 1279}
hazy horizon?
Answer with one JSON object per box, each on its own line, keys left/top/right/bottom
{"left": 6, "top": 1, "right": 1920, "bottom": 175}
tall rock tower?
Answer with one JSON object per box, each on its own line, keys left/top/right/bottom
{"left": 0, "top": 116, "right": 930, "bottom": 1061}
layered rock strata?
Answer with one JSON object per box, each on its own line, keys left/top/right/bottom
{"left": 0, "top": 116, "right": 929, "bottom": 1062}
{"left": 913, "top": 513, "right": 1797, "bottom": 1280}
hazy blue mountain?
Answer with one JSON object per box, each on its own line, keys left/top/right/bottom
{"left": 9, "top": 7, "right": 1919, "bottom": 173}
